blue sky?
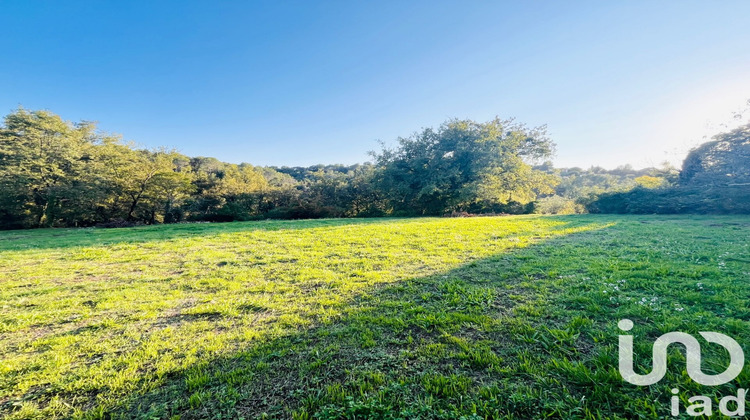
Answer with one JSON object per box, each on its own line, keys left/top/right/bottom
{"left": 2, "top": 1, "right": 750, "bottom": 169}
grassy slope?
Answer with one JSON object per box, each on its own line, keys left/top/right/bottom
{"left": 1, "top": 215, "right": 749, "bottom": 419}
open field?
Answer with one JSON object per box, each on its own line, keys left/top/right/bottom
{"left": 1, "top": 215, "right": 749, "bottom": 419}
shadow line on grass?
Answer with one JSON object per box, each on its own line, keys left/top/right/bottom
{"left": 2, "top": 216, "right": 639, "bottom": 420}
{"left": 82, "top": 218, "right": 616, "bottom": 419}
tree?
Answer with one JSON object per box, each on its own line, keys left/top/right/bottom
{"left": 0, "top": 109, "right": 101, "bottom": 228}
{"left": 184, "top": 160, "right": 269, "bottom": 221}
{"left": 372, "top": 118, "right": 557, "bottom": 215}
{"left": 102, "top": 148, "right": 194, "bottom": 222}
{"left": 680, "top": 122, "right": 750, "bottom": 186}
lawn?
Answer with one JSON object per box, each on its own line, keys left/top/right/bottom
{"left": 1, "top": 215, "right": 749, "bottom": 419}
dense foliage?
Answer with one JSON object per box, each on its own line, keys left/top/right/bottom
{"left": 2, "top": 108, "right": 747, "bottom": 229}
{"left": 371, "top": 118, "right": 556, "bottom": 215}
{"left": 0, "top": 110, "right": 558, "bottom": 229}
{"left": 533, "top": 163, "right": 678, "bottom": 214}
{"left": 586, "top": 121, "right": 750, "bottom": 214}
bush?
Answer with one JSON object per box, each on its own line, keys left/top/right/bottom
{"left": 533, "top": 195, "right": 584, "bottom": 215}
{"left": 586, "top": 186, "right": 750, "bottom": 214}
{"left": 465, "top": 201, "right": 536, "bottom": 215}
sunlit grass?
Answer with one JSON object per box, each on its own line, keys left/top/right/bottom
{"left": 1, "top": 215, "right": 749, "bottom": 419}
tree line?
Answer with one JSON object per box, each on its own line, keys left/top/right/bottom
{"left": 0, "top": 109, "right": 558, "bottom": 229}
{"left": 1, "top": 108, "right": 747, "bottom": 229}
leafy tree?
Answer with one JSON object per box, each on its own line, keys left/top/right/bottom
{"left": 0, "top": 109, "right": 101, "bottom": 227}
{"left": 96, "top": 146, "right": 192, "bottom": 222}
{"left": 372, "top": 118, "right": 557, "bottom": 215}
{"left": 293, "top": 164, "right": 387, "bottom": 217}
{"left": 680, "top": 122, "right": 750, "bottom": 186}
{"left": 185, "top": 160, "right": 269, "bottom": 221}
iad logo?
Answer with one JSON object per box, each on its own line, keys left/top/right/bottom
{"left": 618, "top": 319, "right": 744, "bottom": 386}
{"left": 618, "top": 319, "right": 746, "bottom": 417}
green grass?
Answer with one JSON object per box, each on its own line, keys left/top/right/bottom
{"left": 1, "top": 215, "right": 749, "bottom": 419}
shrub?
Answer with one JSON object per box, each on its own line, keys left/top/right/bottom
{"left": 586, "top": 186, "right": 750, "bottom": 214}
{"left": 533, "top": 195, "right": 584, "bottom": 215}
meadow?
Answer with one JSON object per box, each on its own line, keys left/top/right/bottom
{"left": 1, "top": 215, "right": 749, "bottom": 419}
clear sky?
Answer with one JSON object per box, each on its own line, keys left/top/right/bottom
{"left": 2, "top": 1, "right": 750, "bottom": 169}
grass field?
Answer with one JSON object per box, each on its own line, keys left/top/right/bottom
{"left": 1, "top": 215, "right": 749, "bottom": 419}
